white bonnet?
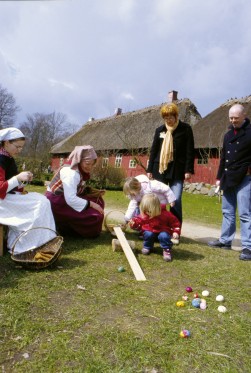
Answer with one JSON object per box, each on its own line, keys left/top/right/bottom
{"left": 0, "top": 127, "right": 25, "bottom": 141}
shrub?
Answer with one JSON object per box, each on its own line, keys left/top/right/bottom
{"left": 91, "top": 162, "right": 126, "bottom": 189}
{"left": 15, "top": 157, "right": 54, "bottom": 184}
{"left": 30, "top": 179, "right": 44, "bottom": 186}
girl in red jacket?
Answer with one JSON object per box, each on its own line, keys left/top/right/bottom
{"left": 129, "top": 193, "right": 181, "bottom": 262}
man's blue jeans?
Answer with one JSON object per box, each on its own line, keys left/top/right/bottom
{"left": 220, "top": 175, "right": 251, "bottom": 249}
{"left": 143, "top": 230, "right": 172, "bottom": 250}
{"left": 169, "top": 180, "right": 183, "bottom": 223}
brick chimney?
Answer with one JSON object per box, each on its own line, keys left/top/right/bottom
{"left": 114, "top": 108, "right": 122, "bottom": 116}
{"left": 167, "top": 90, "right": 178, "bottom": 102}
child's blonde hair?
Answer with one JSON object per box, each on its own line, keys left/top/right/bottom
{"left": 123, "top": 177, "right": 141, "bottom": 196}
{"left": 140, "top": 193, "right": 161, "bottom": 218}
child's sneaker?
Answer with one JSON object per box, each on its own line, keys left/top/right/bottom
{"left": 142, "top": 248, "right": 150, "bottom": 255}
{"left": 163, "top": 249, "right": 172, "bottom": 262}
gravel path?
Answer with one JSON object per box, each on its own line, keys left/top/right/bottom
{"left": 181, "top": 221, "right": 241, "bottom": 251}
{"left": 105, "top": 209, "right": 241, "bottom": 251}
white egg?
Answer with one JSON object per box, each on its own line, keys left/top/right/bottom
{"left": 202, "top": 290, "right": 210, "bottom": 297}
{"left": 218, "top": 305, "right": 227, "bottom": 313}
{"left": 216, "top": 295, "right": 224, "bottom": 302}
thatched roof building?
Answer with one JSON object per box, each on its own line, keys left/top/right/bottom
{"left": 50, "top": 97, "right": 201, "bottom": 155}
{"left": 193, "top": 95, "right": 251, "bottom": 149}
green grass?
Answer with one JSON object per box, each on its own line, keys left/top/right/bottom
{"left": 25, "top": 185, "right": 225, "bottom": 227}
{"left": 183, "top": 193, "right": 224, "bottom": 227}
{"left": 0, "top": 189, "right": 249, "bottom": 373}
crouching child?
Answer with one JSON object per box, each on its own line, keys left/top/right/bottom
{"left": 129, "top": 193, "right": 181, "bottom": 262}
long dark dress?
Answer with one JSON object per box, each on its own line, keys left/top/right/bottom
{"left": 45, "top": 165, "right": 104, "bottom": 238}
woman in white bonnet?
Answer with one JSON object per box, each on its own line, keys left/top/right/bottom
{"left": 0, "top": 127, "right": 56, "bottom": 254}
{"left": 45, "top": 145, "right": 105, "bottom": 238}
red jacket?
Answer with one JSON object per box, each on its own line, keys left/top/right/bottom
{"left": 129, "top": 205, "right": 181, "bottom": 236}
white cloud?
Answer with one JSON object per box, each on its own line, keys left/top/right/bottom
{"left": 48, "top": 78, "right": 76, "bottom": 90}
{"left": 120, "top": 92, "right": 134, "bottom": 101}
{"left": 0, "top": 0, "right": 251, "bottom": 126}
{"left": 91, "top": 0, "right": 138, "bottom": 21}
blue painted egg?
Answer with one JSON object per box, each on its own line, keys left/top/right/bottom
{"left": 191, "top": 298, "right": 201, "bottom": 308}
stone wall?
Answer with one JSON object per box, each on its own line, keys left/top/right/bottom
{"left": 183, "top": 182, "right": 220, "bottom": 197}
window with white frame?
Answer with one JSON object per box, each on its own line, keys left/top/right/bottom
{"left": 197, "top": 151, "right": 209, "bottom": 165}
{"left": 197, "top": 157, "right": 208, "bottom": 165}
{"left": 102, "top": 157, "right": 109, "bottom": 168}
{"left": 115, "top": 154, "right": 122, "bottom": 168}
{"left": 129, "top": 159, "right": 137, "bottom": 168}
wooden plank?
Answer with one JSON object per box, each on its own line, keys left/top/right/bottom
{"left": 112, "top": 238, "right": 135, "bottom": 252}
{"left": 113, "top": 226, "right": 146, "bottom": 281}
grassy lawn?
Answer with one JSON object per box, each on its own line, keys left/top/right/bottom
{"left": 0, "top": 188, "right": 249, "bottom": 373}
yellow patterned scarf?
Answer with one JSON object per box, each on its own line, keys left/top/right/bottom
{"left": 159, "top": 121, "right": 179, "bottom": 174}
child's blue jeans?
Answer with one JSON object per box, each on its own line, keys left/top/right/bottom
{"left": 143, "top": 231, "right": 172, "bottom": 250}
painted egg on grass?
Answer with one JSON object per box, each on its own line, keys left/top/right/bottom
{"left": 182, "top": 295, "right": 188, "bottom": 301}
{"left": 180, "top": 329, "right": 191, "bottom": 338}
{"left": 200, "top": 302, "right": 207, "bottom": 310}
{"left": 200, "top": 299, "right": 207, "bottom": 304}
{"left": 117, "top": 266, "right": 125, "bottom": 272}
{"left": 216, "top": 295, "right": 224, "bottom": 302}
{"left": 218, "top": 305, "right": 227, "bottom": 313}
{"left": 193, "top": 292, "right": 199, "bottom": 298}
{"left": 176, "top": 301, "right": 185, "bottom": 307}
{"left": 191, "top": 298, "right": 201, "bottom": 308}
{"left": 202, "top": 290, "right": 210, "bottom": 297}
{"left": 186, "top": 287, "right": 193, "bottom": 293}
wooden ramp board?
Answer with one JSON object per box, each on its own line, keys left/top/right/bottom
{"left": 113, "top": 226, "right": 146, "bottom": 281}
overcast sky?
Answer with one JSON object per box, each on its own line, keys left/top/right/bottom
{"left": 1, "top": 0, "right": 251, "bottom": 128}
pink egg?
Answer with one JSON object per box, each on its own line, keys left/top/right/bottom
{"left": 200, "top": 302, "right": 207, "bottom": 310}
{"left": 186, "top": 287, "right": 193, "bottom": 293}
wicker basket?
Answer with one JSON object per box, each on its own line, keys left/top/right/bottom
{"left": 104, "top": 210, "right": 127, "bottom": 237}
{"left": 11, "top": 228, "right": 63, "bottom": 270}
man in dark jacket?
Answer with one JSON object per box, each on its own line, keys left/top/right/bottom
{"left": 208, "top": 104, "right": 251, "bottom": 260}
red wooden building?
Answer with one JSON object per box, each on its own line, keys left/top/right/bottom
{"left": 50, "top": 92, "right": 251, "bottom": 185}
{"left": 50, "top": 91, "right": 200, "bottom": 176}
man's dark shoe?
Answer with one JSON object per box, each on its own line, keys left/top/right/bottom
{"left": 239, "top": 249, "right": 251, "bottom": 261}
{"left": 207, "top": 239, "right": 231, "bottom": 250}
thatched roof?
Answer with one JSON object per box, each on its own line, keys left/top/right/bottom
{"left": 193, "top": 95, "right": 251, "bottom": 149}
{"left": 51, "top": 99, "right": 201, "bottom": 155}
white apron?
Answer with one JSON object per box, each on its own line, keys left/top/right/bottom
{"left": 0, "top": 192, "right": 56, "bottom": 254}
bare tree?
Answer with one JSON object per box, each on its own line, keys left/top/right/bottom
{"left": 19, "top": 112, "right": 79, "bottom": 163}
{"left": 0, "top": 84, "right": 20, "bottom": 128}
